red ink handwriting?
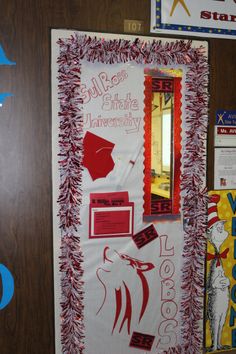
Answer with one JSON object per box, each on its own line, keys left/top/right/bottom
{"left": 102, "top": 93, "right": 139, "bottom": 111}
{"left": 81, "top": 70, "right": 128, "bottom": 104}
{"left": 83, "top": 112, "right": 141, "bottom": 134}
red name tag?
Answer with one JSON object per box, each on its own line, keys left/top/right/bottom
{"left": 151, "top": 199, "right": 172, "bottom": 214}
{"left": 132, "top": 224, "right": 159, "bottom": 249}
{"left": 130, "top": 331, "right": 155, "bottom": 351}
{"left": 152, "top": 78, "right": 173, "bottom": 92}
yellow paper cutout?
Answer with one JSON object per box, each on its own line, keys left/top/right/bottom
{"left": 170, "top": 0, "right": 191, "bottom": 17}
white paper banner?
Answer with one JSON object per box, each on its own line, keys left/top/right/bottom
{"left": 151, "top": 0, "right": 236, "bottom": 39}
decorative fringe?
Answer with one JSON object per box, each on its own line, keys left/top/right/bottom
{"left": 163, "top": 345, "right": 182, "bottom": 354}
{"left": 181, "top": 46, "right": 209, "bottom": 353}
{"left": 60, "top": 235, "right": 85, "bottom": 354}
{"left": 57, "top": 33, "right": 209, "bottom": 353}
{"left": 57, "top": 37, "right": 85, "bottom": 353}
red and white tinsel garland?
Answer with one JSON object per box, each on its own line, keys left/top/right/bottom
{"left": 181, "top": 47, "right": 209, "bottom": 353}
{"left": 57, "top": 37, "right": 85, "bottom": 354}
{"left": 57, "top": 33, "right": 209, "bottom": 354}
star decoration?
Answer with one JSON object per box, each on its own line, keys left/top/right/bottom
{"left": 170, "top": 0, "right": 191, "bottom": 17}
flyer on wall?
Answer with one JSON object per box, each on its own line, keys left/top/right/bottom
{"left": 151, "top": 0, "right": 236, "bottom": 39}
{"left": 51, "top": 30, "right": 209, "bottom": 354}
{"left": 214, "top": 148, "right": 236, "bottom": 190}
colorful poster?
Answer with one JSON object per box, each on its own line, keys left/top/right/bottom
{"left": 206, "top": 191, "right": 236, "bottom": 351}
{"left": 215, "top": 110, "right": 236, "bottom": 147}
{"left": 52, "top": 30, "right": 209, "bottom": 354}
{"left": 151, "top": 0, "right": 236, "bottom": 39}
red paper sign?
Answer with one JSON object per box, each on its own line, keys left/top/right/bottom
{"left": 93, "top": 210, "right": 131, "bottom": 235}
{"left": 132, "top": 224, "right": 159, "bottom": 249}
{"left": 90, "top": 191, "right": 129, "bottom": 206}
{"left": 89, "top": 192, "right": 134, "bottom": 238}
{"left": 130, "top": 331, "right": 155, "bottom": 351}
{"left": 217, "top": 127, "right": 236, "bottom": 135}
{"left": 152, "top": 78, "right": 173, "bottom": 92}
{"left": 151, "top": 200, "right": 172, "bottom": 214}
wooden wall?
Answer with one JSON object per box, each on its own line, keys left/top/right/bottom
{"left": 0, "top": 1, "right": 235, "bottom": 353}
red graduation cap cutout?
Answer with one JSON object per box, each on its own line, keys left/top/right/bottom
{"left": 83, "top": 131, "right": 115, "bottom": 180}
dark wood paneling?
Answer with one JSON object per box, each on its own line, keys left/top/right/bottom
{"left": 0, "top": 1, "right": 235, "bottom": 353}
{"left": 208, "top": 39, "right": 236, "bottom": 189}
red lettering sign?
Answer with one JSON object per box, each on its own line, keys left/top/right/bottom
{"left": 152, "top": 78, "right": 174, "bottom": 92}
{"left": 130, "top": 332, "right": 155, "bottom": 351}
{"left": 151, "top": 200, "right": 172, "bottom": 214}
{"left": 132, "top": 224, "right": 159, "bottom": 249}
{"left": 217, "top": 127, "right": 236, "bottom": 135}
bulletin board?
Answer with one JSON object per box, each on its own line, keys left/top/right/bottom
{"left": 206, "top": 191, "right": 236, "bottom": 352}
{"left": 51, "top": 30, "right": 209, "bottom": 354}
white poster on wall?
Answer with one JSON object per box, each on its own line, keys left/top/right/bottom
{"left": 151, "top": 0, "right": 236, "bottom": 39}
{"left": 214, "top": 148, "right": 236, "bottom": 189}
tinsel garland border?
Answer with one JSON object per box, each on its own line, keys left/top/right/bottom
{"left": 57, "top": 37, "right": 85, "bottom": 354}
{"left": 180, "top": 49, "right": 209, "bottom": 353}
{"left": 57, "top": 33, "right": 209, "bottom": 354}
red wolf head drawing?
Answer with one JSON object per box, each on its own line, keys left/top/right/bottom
{"left": 96, "top": 246, "right": 155, "bottom": 335}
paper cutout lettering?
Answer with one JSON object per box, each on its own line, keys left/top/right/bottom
{"left": 0, "top": 93, "right": 13, "bottom": 107}
{"left": 0, "top": 45, "right": 16, "bottom": 65}
{"left": 0, "top": 264, "right": 14, "bottom": 310}
{"left": 83, "top": 131, "right": 115, "bottom": 180}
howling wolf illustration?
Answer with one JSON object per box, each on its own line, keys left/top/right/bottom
{"left": 96, "top": 246, "right": 154, "bottom": 334}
